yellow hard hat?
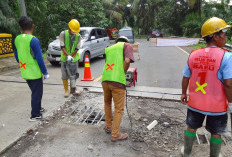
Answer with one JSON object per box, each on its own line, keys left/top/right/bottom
{"left": 201, "top": 17, "right": 231, "bottom": 37}
{"left": 68, "top": 19, "right": 80, "bottom": 33}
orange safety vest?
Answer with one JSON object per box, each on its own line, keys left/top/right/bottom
{"left": 188, "top": 47, "right": 228, "bottom": 113}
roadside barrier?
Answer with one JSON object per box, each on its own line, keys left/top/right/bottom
{"left": 131, "top": 43, "right": 140, "bottom": 60}
{"left": 0, "top": 33, "right": 14, "bottom": 58}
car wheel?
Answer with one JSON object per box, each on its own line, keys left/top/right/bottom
{"left": 49, "top": 61, "right": 60, "bottom": 66}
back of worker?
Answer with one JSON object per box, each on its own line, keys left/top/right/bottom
{"left": 14, "top": 16, "right": 49, "bottom": 121}
{"left": 101, "top": 36, "right": 134, "bottom": 142}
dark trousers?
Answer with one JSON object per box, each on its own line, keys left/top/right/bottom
{"left": 26, "top": 78, "right": 43, "bottom": 117}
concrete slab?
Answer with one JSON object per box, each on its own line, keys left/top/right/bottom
{"left": 0, "top": 75, "right": 68, "bottom": 154}
{"left": 0, "top": 75, "right": 182, "bottom": 154}
{"left": 76, "top": 81, "right": 182, "bottom": 101}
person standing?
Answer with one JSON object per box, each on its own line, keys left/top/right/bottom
{"left": 102, "top": 36, "right": 134, "bottom": 142}
{"left": 59, "top": 19, "right": 81, "bottom": 97}
{"left": 14, "top": 16, "right": 49, "bottom": 121}
{"left": 181, "top": 17, "right": 232, "bottom": 157}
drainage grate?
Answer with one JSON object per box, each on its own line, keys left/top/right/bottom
{"left": 70, "top": 104, "right": 105, "bottom": 125}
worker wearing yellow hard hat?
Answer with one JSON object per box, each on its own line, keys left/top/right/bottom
{"left": 68, "top": 19, "right": 80, "bottom": 34}
{"left": 59, "top": 19, "right": 82, "bottom": 97}
{"left": 181, "top": 17, "right": 232, "bottom": 157}
{"left": 201, "top": 17, "right": 231, "bottom": 38}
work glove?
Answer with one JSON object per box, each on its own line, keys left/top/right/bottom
{"left": 67, "top": 55, "right": 73, "bottom": 62}
{"left": 43, "top": 74, "right": 50, "bottom": 80}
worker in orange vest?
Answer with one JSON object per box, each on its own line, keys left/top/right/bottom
{"left": 181, "top": 17, "right": 232, "bottom": 157}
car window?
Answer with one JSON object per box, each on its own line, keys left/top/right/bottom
{"left": 90, "top": 30, "right": 97, "bottom": 39}
{"left": 79, "top": 29, "right": 89, "bottom": 40}
{"left": 118, "top": 30, "right": 133, "bottom": 39}
{"left": 152, "top": 29, "right": 161, "bottom": 34}
{"left": 96, "top": 29, "right": 103, "bottom": 38}
{"left": 102, "top": 29, "right": 108, "bottom": 37}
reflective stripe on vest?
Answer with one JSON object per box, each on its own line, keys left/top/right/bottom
{"left": 102, "top": 42, "right": 126, "bottom": 85}
{"left": 60, "top": 30, "right": 80, "bottom": 62}
{"left": 188, "top": 47, "right": 228, "bottom": 113}
{"left": 15, "top": 34, "right": 42, "bottom": 79}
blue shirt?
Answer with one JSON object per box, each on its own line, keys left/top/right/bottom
{"left": 14, "top": 37, "right": 48, "bottom": 75}
{"left": 183, "top": 50, "right": 232, "bottom": 116}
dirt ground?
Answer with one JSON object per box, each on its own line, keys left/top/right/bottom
{"left": 1, "top": 91, "right": 232, "bottom": 157}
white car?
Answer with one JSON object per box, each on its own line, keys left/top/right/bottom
{"left": 46, "top": 27, "right": 110, "bottom": 65}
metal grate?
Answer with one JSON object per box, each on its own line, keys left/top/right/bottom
{"left": 70, "top": 104, "right": 105, "bottom": 125}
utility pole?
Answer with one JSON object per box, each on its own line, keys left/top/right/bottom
{"left": 19, "top": 0, "right": 27, "bottom": 16}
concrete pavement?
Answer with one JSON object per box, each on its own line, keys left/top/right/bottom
{"left": 0, "top": 57, "right": 182, "bottom": 154}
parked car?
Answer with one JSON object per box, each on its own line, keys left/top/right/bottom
{"left": 46, "top": 27, "right": 110, "bottom": 66}
{"left": 117, "top": 26, "right": 135, "bottom": 44}
{"left": 106, "top": 28, "right": 118, "bottom": 40}
{"left": 147, "top": 29, "right": 163, "bottom": 41}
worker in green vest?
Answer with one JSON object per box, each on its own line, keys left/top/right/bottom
{"left": 59, "top": 19, "right": 81, "bottom": 97}
{"left": 14, "top": 16, "right": 49, "bottom": 121}
{"left": 102, "top": 36, "right": 134, "bottom": 142}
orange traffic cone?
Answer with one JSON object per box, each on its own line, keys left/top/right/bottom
{"left": 81, "top": 55, "right": 94, "bottom": 81}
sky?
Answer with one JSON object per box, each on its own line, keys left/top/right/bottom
{"left": 205, "top": 0, "right": 232, "bottom": 5}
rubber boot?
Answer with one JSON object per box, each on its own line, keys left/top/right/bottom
{"left": 210, "top": 137, "right": 222, "bottom": 157}
{"left": 62, "top": 79, "right": 69, "bottom": 98}
{"left": 181, "top": 130, "right": 196, "bottom": 157}
{"left": 70, "top": 87, "right": 80, "bottom": 96}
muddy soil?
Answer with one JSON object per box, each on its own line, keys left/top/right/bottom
{"left": 1, "top": 91, "right": 232, "bottom": 157}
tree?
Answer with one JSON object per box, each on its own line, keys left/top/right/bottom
{"left": 0, "top": 0, "right": 21, "bottom": 36}
{"left": 156, "top": 0, "right": 189, "bottom": 36}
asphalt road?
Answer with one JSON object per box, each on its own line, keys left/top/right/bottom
{"left": 1, "top": 39, "right": 189, "bottom": 89}
{"left": 74, "top": 39, "right": 189, "bottom": 89}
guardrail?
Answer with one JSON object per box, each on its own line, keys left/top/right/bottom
{"left": 199, "top": 39, "right": 232, "bottom": 51}
{"left": 225, "top": 43, "right": 232, "bottom": 51}
{"left": 0, "top": 33, "right": 14, "bottom": 58}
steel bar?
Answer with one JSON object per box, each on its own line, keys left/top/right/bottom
{"left": 82, "top": 106, "right": 96, "bottom": 124}
{"left": 97, "top": 112, "right": 105, "bottom": 124}
{"left": 91, "top": 110, "right": 101, "bottom": 125}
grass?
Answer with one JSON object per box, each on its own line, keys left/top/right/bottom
{"left": 190, "top": 43, "right": 206, "bottom": 49}
{"left": 42, "top": 52, "right": 47, "bottom": 59}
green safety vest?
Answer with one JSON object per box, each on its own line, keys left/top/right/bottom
{"left": 60, "top": 30, "right": 80, "bottom": 62}
{"left": 102, "top": 42, "right": 126, "bottom": 85}
{"left": 15, "top": 34, "right": 42, "bottom": 80}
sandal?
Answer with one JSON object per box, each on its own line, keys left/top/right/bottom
{"left": 104, "top": 126, "right": 112, "bottom": 134}
{"left": 111, "top": 133, "right": 128, "bottom": 142}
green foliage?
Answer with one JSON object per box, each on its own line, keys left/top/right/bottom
{"left": 182, "top": 13, "right": 205, "bottom": 37}
{"left": 156, "top": 0, "right": 189, "bottom": 36}
{"left": 0, "top": 0, "right": 20, "bottom": 36}
{"left": 24, "top": 0, "right": 108, "bottom": 51}
{"left": 191, "top": 42, "right": 206, "bottom": 49}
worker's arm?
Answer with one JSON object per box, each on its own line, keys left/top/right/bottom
{"left": 123, "top": 58, "right": 130, "bottom": 73}
{"left": 59, "top": 31, "right": 69, "bottom": 56}
{"left": 224, "top": 79, "right": 232, "bottom": 102}
{"left": 181, "top": 77, "right": 190, "bottom": 105}
{"left": 71, "top": 35, "right": 82, "bottom": 57}
{"left": 123, "top": 43, "right": 134, "bottom": 73}
{"left": 221, "top": 52, "right": 232, "bottom": 111}
{"left": 61, "top": 48, "right": 69, "bottom": 56}
{"left": 31, "top": 37, "right": 48, "bottom": 75}
{"left": 14, "top": 47, "right": 19, "bottom": 63}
